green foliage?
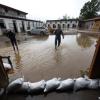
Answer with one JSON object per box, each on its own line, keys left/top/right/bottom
{"left": 62, "top": 14, "right": 70, "bottom": 20}
{"left": 80, "top": 0, "right": 100, "bottom": 19}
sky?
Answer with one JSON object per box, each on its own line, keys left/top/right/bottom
{"left": 0, "top": 0, "right": 90, "bottom": 21}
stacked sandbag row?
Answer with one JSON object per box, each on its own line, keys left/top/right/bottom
{"left": 6, "top": 76, "right": 100, "bottom": 94}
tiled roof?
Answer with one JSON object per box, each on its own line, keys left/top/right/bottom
{"left": 0, "top": 4, "right": 28, "bottom": 14}
{"left": 0, "top": 15, "right": 43, "bottom": 22}
{"left": 46, "top": 19, "right": 79, "bottom": 22}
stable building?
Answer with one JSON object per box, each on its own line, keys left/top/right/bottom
{"left": 46, "top": 19, "right": 79, "bottom": 31}
{"left": 0, "top": 4, "right": 44, "bottom": 35}
{"left": 78, "top": 16, "right": 100, "bottom": 32}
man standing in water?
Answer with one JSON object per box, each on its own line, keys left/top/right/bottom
{"left": 54, "top": 25, "right": 64, "bottom": 49}
{"left": 7, "top": 30, "right": 19, "bottom": 52}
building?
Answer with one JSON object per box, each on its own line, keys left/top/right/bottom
{"left": 92, "top": 17, "right": 100, "bottom": 31}
{"left": 78, "top": 17, "right": 100, "bottom": 32}
{"left": 46, "top": 19, "right": 79, "bottom": 33}
{"left": 0, "top": 4, "right": 44, "bottom": 35}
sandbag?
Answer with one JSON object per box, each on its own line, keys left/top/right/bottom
{"left": 15, "top": 82, "right": 30, "bottom": 93}
{"left": 44, "top": 78, "right": 60, "bottom": 92}
{"left": 74, "top": 77, "right": 90, "bottom": 91}
{"left": 57, "top": 78, "right": 74, "bottom": 91}
{"left": 7, "top": 78, "right": 24, "bottom": 93}
{"left": 3, "top": 63, "right": 11, "bottom": 70}
{"left": 0, "top": 88, "right": 4, "bottom": 96}
{"left": 88, "top": 79, "right": 99, "bottom": 89}
{"left": 83, "top": 75, "right": 99, "bottom": 89}
{"left": 29, "top": 80, "right": 45, "bottom": 93}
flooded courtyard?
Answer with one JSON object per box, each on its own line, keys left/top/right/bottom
{"left": 0, "top": 34, "right": 98, "bottom": 82}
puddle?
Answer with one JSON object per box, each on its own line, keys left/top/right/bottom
{"left": 0, "top": 34, "right": 99, "bottom": 81}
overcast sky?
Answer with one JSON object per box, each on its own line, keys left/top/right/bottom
{"left": 0, "top": 0, "right": 90, "bottom": 21}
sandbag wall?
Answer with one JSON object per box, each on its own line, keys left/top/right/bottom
{"left": 5, "top": 76, "right": 100, "bottom": 95}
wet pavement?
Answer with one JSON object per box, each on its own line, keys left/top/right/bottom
{"left": 0, "top": 34, "right": 100, "bottom": 100}
{"left": 0, "top": 34, "right": 99, "bottom": 82}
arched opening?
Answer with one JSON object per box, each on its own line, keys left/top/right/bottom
{"left": 53, "top": 24, "right": 56, "bottom": 28}
{"left": 57, "top": 24, "right": 61, "bottom": 28}
{"left": 67, "top": 24, "right": 70, "bottom": 28}
{"left": 63, "top": 24, "right": 65, "bottom": 28}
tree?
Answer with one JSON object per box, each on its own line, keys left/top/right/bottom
{"left": 62, "top": 14, "right": 70, "bottom": 20}
{"left": 80, "top": 0, "right": 100, "bottom": 19}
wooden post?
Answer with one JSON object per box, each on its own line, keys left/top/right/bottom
{"left": 0, "top": 56, "right": 9, "bottom": 89}
{"left": 89, "top": 37, "right": 100, "bottom": 79}
{"left": 2, "top": 56, "right": 13, "bottom": 69}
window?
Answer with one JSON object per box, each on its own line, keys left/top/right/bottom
{"left": 9, "top": 23, "right": 13, "bottom": 29}
{"left": 0, "top": 19, "right": 6, "bottom": 28}
{"left": 27, "top": 21, "right": 30, "bottom": 30}
{"left": 72, "top": 24, "right": 76, "bottom": 28}
{"left": 63, "top": 24, "right": 65, "bottom": 28}
{"left": 53, "top": 24, "right": 56, "bottom": 28}
{"left": 5, "top": 8, "right": 8, "bottom": 13}
{"left": 48, "top": 24, "right": 51, "bottom": 28}
{"left": 33, "top": 22, "right": 34, "bottom": 27}
{"left": 67, "top": 24, "right": 70, "bottom": 28}
{"left": 58, "top": 24, "right": 61, "bottom": 28}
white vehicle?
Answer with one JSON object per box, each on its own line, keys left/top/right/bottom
{"left": 27, "top": 27, "right": 48, "bottom": 35}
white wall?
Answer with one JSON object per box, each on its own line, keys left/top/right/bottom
{"left": 3, "top": 18, "right": 13, "bottom": 30}
{"left": 16, "top": 20, "right": 22, "bottom": 33}
{"left": 46, "top": 20, "right": 78, "bottom": 30}
{"left": 30, "top": 21, "right": 34, "bottom": 30}
{"left": 0, "top": 17, "right": 44, "bottom": 35}
{"left": 24, "top": 21, "right": 28, "bottom": 31}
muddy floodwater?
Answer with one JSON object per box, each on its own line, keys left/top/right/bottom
{"left": 0, "top": 34, "right": 99, "bottom": 82}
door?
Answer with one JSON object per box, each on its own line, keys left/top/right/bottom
{"left": 22, "top": 21, "right": 25, "bottom": 32}
{"left": 13, "top": 20, "right": 18, "bottom": 33}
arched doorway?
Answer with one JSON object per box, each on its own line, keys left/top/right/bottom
{"left": 13, "top": 20, "right": 18, "bottom": 33}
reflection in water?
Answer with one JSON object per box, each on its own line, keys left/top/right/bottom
{"left": 76, "top": 34, "right": 94, "bottom": 48}
{"left": 54, "top": 49, "right": 62, "bottom": 64}
{"left": 5, "top": 41, "right": 10, "bottom": 47}
{"left": 32, "top": 35, "right": 49, "bottom": 41}
{"left": 0, "top": 35, "right": 98, "bottom": 83}
{"left": 14, "top": 51, "right": 23, "bottom": 72}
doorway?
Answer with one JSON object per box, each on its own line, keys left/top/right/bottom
{"left": 22, "top": 21, "right": 25, "bottom": 32}
{"left": 13, "top": 20, "right": 18, "bottom": 33}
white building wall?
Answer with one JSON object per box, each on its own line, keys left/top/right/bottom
{"left": 51, "top": 22, "right": 55, "bottom": 28}
{"left": 37, "top": 22, "right": 39, "bottom": 27}
{"left": 56, "top": 22, "right": 61, "bottom": 28}
{"left": 46, "top": 20, "right": 79, "bottom": 31}
{"left": 23, "top": 21, "right": 27, "bottom": 32}
{"left": 34, "top": 22, "right": 36, "bottom": 27}
{"left": 40, "top": 22, "right": 42, "bottom": 27}
{"left": 24, "top": 21, "right": 28, "bottom": 31}
{"left": 16, "top": 20, "right": 22, "bottom": 33}
{"left": 3, "top": 18, "right": 14, "bottom": 30}
{"left": 66, "top": 21, "right": 71, "bottom": 28}
{"left": 30, "top": 21, "right": 33, "bottom": 30}
{"left": 61, "top": 21, "right": 66, "bottom": 29}
{"left": 0, "top": 16, "right": 44, "bottom": 35}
